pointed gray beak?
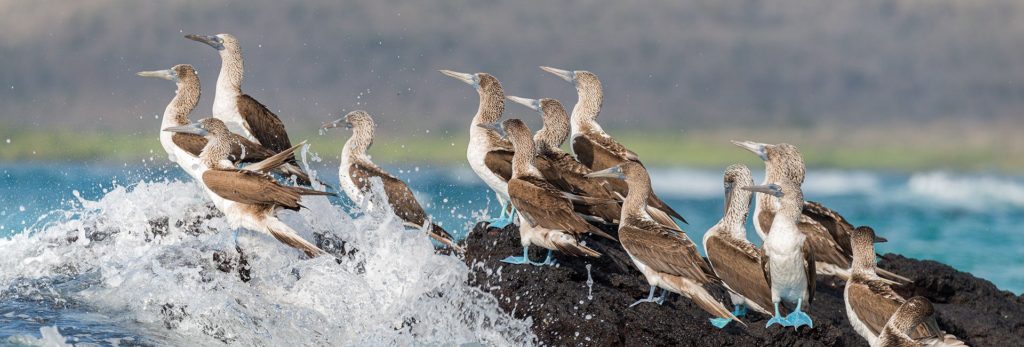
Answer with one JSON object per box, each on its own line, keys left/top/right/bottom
{"left": 321, "top": 118, "right": 352, "bottom": 130}
{"left": 476, "top": 123, "right": 506, "bottom": 138}
{"left": 507, "top": 96, "right": 541, "bottom": 112}
{"left": 539, "top": 66, "right": 574, "bottom": 83}
{"left": 585, "top": 165, "right": 625, "bottom": 180}
{"left": 163, "top": 123, "right": 209, "bottom": 136}
{"left": 136, "top": 69, "right": 176, "bottom": 81}
{"left": 741, "top": 184, "right": 783, "bottom": 197}
{"left": 439, "top": 70, "right": 477, "bottom": 86}
{"left": 731, "top": 140, "right": 769, "bottom": 161}
{"left": 185, "top": 34, "right": 225, "bottom": 50}
{"left": 723, "top": 182, "right": 735, "bottom": 215}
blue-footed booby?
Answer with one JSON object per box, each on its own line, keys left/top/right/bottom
{"left": 845, "top": 227, "right": 965, "bottom": 347}
{"left": 539, "top": 66, "right": 686, "bottom": 228}
{"left": 164, "top": 118, "right": 332, "bottom": 257}
{"left": 702, "top": 164, "right": 773, "bottom": 319}
{"left": 439, "top": 69, "right": 517, "bottom": 229}
{"left": 878, "top": 297, "right": 937, "bottom": 347}
{"left": 184, "top": 33, "right": 310, "bottom": 184}
{"left": 506, "top": 95, "right": 621, "bottom": 225}
{"left": 485, "top": 119, "right": 613, "bottom": 266}
{"left": 322, "top": 110, "right": 461, "bottom": 252}
{"left": 587, "top": 163, "right": 740, "bottom": 329}
{"left": 742, "top": 180, "right": 815, "bottom": 329}
{"left": 137, "top": 64, "right": 312, "bottom": 184}
{"left": 733, "top": 140, "right": 909, "bottom": 285}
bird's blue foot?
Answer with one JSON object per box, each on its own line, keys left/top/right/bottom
{"left": 731, "top": 304, "right": 748, "bottom": 318}
{"left": 537, "top": 250, "right": 558, "bottom": 266}
{"left": 654, "top": 288, "right": 669, "bottom": 305}
{"left": 709, "top": 317, "right": 732, "bottom": 329}
{"left": 629, "top": 286, "right": 659, "bottom": 308}
{"left": 486, "top": 204, "right": 515, "bottom": 229}
{"left": 784, "top": 299, "right": 813, "bottom": 328}
{"left": 766, "top": 302, "right": 789, "bottom": 328}
{"left": 501, "top": 247, "right": 542, "bottom": 265}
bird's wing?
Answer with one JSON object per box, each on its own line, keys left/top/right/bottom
{"left": 620, "top": 222, "right": 715, "bottom": 284}
{"left": 171, "top": 133, "right": 207, "bottom": 157}
{"left": 586, "top": 132, "right": 641, "bottom": 163}
{"left": 803, "top": 200, "right": 859, "bottom": 254}
{"left": 237, "top": 94, "right": 295, "bottom": 155}
{"left": 571, "top": 134, "right": 628, "bottom": 170}
{"left": 226, "top": 133, "right": 275, "bottom": 163}
{"left": 349, "top": 160, "right": 429, "bottom": 225}
{"left": 760, "top": 247, "right": 773, "bottom": 293}
{"left": 849, "top": 278, "right": 906, "bottom": 336}
{"left": 508, "top": 177, "right": 604, "bottom": 235}
{"left": 799, "top": 215, "right": 852, "bottom": 269}
{"left": 484, "top": 148, "right": 514, "bottom": 182}
{"left": 202, "top": 169, "right": 302, "bottom": 209}
{"left": 705, "top": 232, "right": 774, "bottom": 311}
{"left": 757, "top": 208, "right": 775, "bottom": 238}
{"left": 803, "top": 238, "right": 817, "bottom": 304}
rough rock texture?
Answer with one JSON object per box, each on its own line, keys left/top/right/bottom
{"left": 463, "top": 223, "right": 1024, "bottom": 346}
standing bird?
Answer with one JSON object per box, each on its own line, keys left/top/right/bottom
{"left": 743, "top": 180, "right": 815, "bottom": 329}
{"left": 733, "top": 141, "right": 908, "bottom": 285}
{"left": 439, "top": 70, "right": 516, "bottom": 228}
{"left": 845, "top": 227, "right": 965, "bottom": 347}
{"left": 587, "top": 163, "right": 739, "bottom": 329}
{"left": 702, "top": 164, "right": 773, "bottom": 319}
{"left": 878, "top": 297, "right": 940, "bottom": 347}
{"left": 164, "top": 118, "right": 331, "bottom": 258}
{"left": 322, "top": 110, "right": 461, "bottom": 252}
{"left": 485, "top": 119, "right": 612, "bottom": 265}
{"left": 506, "top": 95, "right": 621, "bottom": 224}
{"left": 184, "top": 33, "right": 309, "bottom": 184}
{"left": 136, "top": 64, "right": 312, "bottom": 183}
{"left": 539, "top": 66, "right": 686, "bottom": 228}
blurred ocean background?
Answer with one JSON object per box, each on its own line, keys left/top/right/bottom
{"left": 3, "top": 0, "right": 1024, "bottom": 344}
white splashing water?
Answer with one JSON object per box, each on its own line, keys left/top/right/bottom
{"left": 905, "top": 171, "right": 1024, "bottom": 211}
{"left": 0, "top": 179, "right": 534, "bottom": 345}
{"left": 585, "top": 264, "right": 594, "bottom": 301}
{"left": 6, "top": 326, "right": 72, "bottom": 346}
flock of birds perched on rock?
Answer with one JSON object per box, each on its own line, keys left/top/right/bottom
{"left": 135, "top": 33, "right": 966, "bottom": 346}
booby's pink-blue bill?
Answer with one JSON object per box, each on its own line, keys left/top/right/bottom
{"left": 731, "top": 140, "right": 769, "bottom": 161}
{"left": 184, "top": 34, "right": 225, "bottom": 50}
{"left": 438, "top": 69, "right": 479, "bottom": 86}
{"left": 135, "top": 69, "right": 177, "bottom": 81}
{"left": 507, "top": 96, "right": 541, "bottom": 112}
{"left": 476, "top": 122, "right": 506, "bottom": 138}
{"left": 539, "top": 66, "right": 575, "bottom": 83}
{"left": 162, "top": 123, "right": 209, "bottom": 137}
{"left": 741, "top": 184, "right": 784, "bottom": 197}
{"left": 584, "top": 165, "right": 625, "bottom": 180}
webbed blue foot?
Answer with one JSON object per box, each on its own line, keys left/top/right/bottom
{"left": 784, "top": 299, "right": 813, "bottom": 328}
{"left": 537, "top": 250, "right": 558, "bottom": 266}
{"left": 501, "top": 247, "right": 542, "bottom": 265}
{"left": 731, "top": 304, "right": 748, "bottom": 318}
{"left": 654, "top": 288, "right": 669, "bottom": 305}
{"left": 486, "top": 204, "right": 515, "bottom": 229}
{"left": 709, "top": 317, "right": 732, "bottom": 329}
{"left": 766, "top": 302, "right": 789, "bottom": 328}
{"left": 629, "top": 286, "right": 659, "bottom": 308}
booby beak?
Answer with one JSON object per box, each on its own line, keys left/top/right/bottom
{"left": 507, "top": 96, "right": 541, "bottom": 112}
{"left": 476, "top": 123, "right": 506, "bottom": 138}
{"left": 136, "top": 69, "right": 177, "bottom": 81}
{"left": 438, "top": 70, "right": 478, "bottom": 86}
{"left": 320, "top": 118, "right": 352, "bottom": 130}
{"left": 585, "top": 165, "right": 625, "bottom": 180}
{"left": 731, "top": 140, "right": 769, "bottom": 161}
{"left": 163, "top": 123, "right": 209, "bottom": 137}
{"left": 741, "top": 184, "right": 784, "bottom": 197}
{"left": 723, "top": 182, "right": 736, "bottom": 215}
{"left": 184, "top": 34, "right": 225, "bottom": 50}
{"left": 539, "top": 66, "right": 575, "bottom": 83}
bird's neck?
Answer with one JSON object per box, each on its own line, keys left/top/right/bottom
{"left": 214, "top": 49, "right": 244, "bottom": 108}
{"left": 721, "top": 190, "right": 753, "bottom": 239}
{"left": 343, "top": 128, "right": 373, "bottom": 161}
{"left": 571, "top": 83, "right": 603, "bottom": 136}
{"left": 201, "top": 136, "right": 233, "bottom": 169}
{"left": 852, "top": 243, "right": 877, "bottom": 276}
{"left": 622, "top": 180, "right": 652, "bottom": 221}
{"left": 471, "top": 88, "right": 504, "bottom": 126}
{"left": 511, "top": 142, "right": 541, "bottom": 179}
{"left": 164, "top": 79, "right": 200, "bottom": 127}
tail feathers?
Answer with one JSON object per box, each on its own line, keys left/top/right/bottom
{"left": 247, "top": 141, "right": 306, "bottom": 173}
{"left": 560, "top": 192, "right": 616, "bottom": 206}
{"left": 666, "top": 276, "right": 744, "bottom": 326}
{"left": 585, "top": 224, "right": 617, "bottom": 241}
{"left": 877, "top": 268, "right": 913, "bottom": 285}
{"left": 427, "top": 224, "right": 464, "bottom": 254}
{"left": 264, "top": 217, "right": 325, "bottom": 258}
{"left": 647, "top": 205, "right": 682, "bottom": 232}
{"left": 291, "top": 186, "right": 335, "bottom": 197}
{"left": 551, "top": 232, "right": 601, "bottom": 258}
{"left": 277, "top": 163, "right": 312, "bottom": 186}
{"left": 650, "top": 194, "right": 688, "bottom": 224}
{"left": 920, "top": 334, "right": 968, "bottom": 347}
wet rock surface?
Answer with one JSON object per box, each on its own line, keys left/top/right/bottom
{"left": 463, "top": 222, "right": 1024, "bottom": 346}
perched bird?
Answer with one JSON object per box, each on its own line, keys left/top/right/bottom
{"left": 184, "top": 33, "right": 309, "bottom": 184}
{"left": 878, "top": 297, "right": 938, "bottom": 347}
{"left": 164, "top": 118, "right": 331, "bottom": 257}
{"left": 322, "top": 110, "right": 461, "bottom": 252}
{"left": 439, "top": 70, "right": 517, "bottom": 229}
{"left": 743, "top": 180, "right": 815, "bottom": 329}
{"left": 506, "top": 95, "right": 621, "bottom": 224}
{"left": 845, "top": 227, "right": 965, "bottom": 347}
{"left": 540, "top": 66, "right": 686, "bottom": 228}
{"left": 587, "top": 162, "right": 739, "bottom": 329}
{"left": 702, "top": 164, "right": 773, "bottom": 318}
{"left": 485, "top": 119, "right": 613, "bottom": 266}
{"left": 136, "top": 64, "right": 312, "bottom": 183}
{"left": 733, "top": 140, "right": 908, "bottom": 285}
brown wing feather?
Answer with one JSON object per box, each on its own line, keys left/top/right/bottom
{"left": 172, "top": 133, "right": 207, "bottom": 157}
{"left": 484, "top": 149, "right": 514, "bottom": 182}
{"left": 508, "top": 177, "right": 602, "bottom": 235}
{"left": 849, "top": 278, "right": 906, "bottom": 336}
{"left": 620, "top": 221, "right": 716, "bottom": 285}
{"left": 572, "top": 134, "right": 624, "bottom": 171}
{"left": 760, "top": 247, "right": 773, "bottom": 292}
{"left": 227, "top": 134, "right": 276, "bottom": 163}
{"left": 757, "top": 207, "right": 775, "bottom": 238}
{"left": 803, "top": 200, "right": 857, "bottom": 254}
{"left": 803, "top": 239, "right": 817, "bottom": 304}
{"left": 237, "top": 94, "right": 294, "bottom": 156}
{"left": 799, "top": 215, "right": 852, "bottom": 270}
{"left": 349, "top": 160, "right": 430, "bottom": 225}
{"left": 548, "top": 153, "right": 622, "bottom": 223}
{"left": 203, "top": 170, "right": 303, "bottom": 210}
{"left": 705, "top": 232, "right": 773, "bottom": 311}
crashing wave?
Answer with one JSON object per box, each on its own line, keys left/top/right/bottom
{"left": 0, "top": 179, "right": 534, "bottom": 345}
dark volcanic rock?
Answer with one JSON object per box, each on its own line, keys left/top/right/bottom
{"left": 463, "top": 223, "right": 1024, "bottom": 346}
